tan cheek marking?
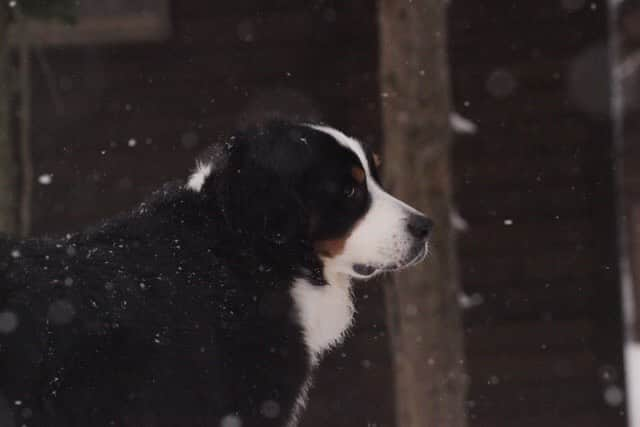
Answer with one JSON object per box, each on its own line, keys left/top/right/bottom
{"left": 315, "top": 238, "right": 348, "bottom": 257}
{"left": 314, "top": 216, "right": 364, "bottom": 258}
{"left": 351, "top": 166, "right": 365, "bottom": 184}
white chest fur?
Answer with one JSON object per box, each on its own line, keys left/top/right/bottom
{"left": 290, "top": 273, "right": 355, "bottom": 364}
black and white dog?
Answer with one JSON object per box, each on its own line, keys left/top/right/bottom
{"left": 0, "top": 121, "right": 432, "bottom": 427}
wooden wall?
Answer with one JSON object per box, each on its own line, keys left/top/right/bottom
{"left": 449, "top": 1, "right": 626, "bottom": 426}
{"left": 25, "top": 0, "right": 626, "bottom": 426}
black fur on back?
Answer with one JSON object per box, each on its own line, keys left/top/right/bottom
{"left": 0, "top": 120, "right": 373, "bottom": 427}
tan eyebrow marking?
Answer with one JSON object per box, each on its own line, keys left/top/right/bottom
{"left": 351, "top": 166, "right": 365, "bottom": 184}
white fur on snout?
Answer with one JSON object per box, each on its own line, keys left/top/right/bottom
{"left": 306, "top": 125, "right": 426, "bottom": 277}
{"left": 344, "top": 181, "right": 424, "bottom": 270}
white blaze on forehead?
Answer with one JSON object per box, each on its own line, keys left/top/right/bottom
{"left": 305, "top": 124, "right": 372, "bottom": 176}
{"left": 186, "top": 161, "right": 212, "bottom": 192}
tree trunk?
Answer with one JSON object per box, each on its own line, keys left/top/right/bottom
{"left": 0, "top": 4, "right": 17, "bottom": 234}
{"left": 378, "top": 1, "right": 467, "bottom": 426}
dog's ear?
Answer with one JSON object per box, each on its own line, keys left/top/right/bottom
{"left": 210, "top": 124, "right": 312, "bottom": 245}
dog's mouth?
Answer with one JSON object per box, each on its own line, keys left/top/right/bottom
{"left": 352, "top": 244, "right": 427, "bottom": 279}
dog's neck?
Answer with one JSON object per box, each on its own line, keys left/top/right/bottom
{"left": 290, "top": 268, "right": 354, "bottom": 365}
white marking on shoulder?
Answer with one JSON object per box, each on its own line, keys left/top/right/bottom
{"left": 291, "top": 272, "right": 354, "bottom": 365}
{"left": 186, "top": 161, "right": 212, "bottom": 192}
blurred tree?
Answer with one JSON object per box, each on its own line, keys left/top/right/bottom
{"left": 0, "top": 0, "right": 76, "bottom": 235}
{"left": 0, "top": 2, "right": 16, "bottom": 234}
{"left": 378, "top": 1, "right": 468, "bottom": 426}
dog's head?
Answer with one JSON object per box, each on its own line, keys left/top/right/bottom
{"left": 187, "top": 121, "right": 432, "bottom": 279}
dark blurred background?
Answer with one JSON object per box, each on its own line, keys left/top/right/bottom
{"left": 2, "top": 0, "right": 638, "bottom": 426}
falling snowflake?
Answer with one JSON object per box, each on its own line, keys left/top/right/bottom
{"left": 486, "top": 69, "right": 517, "bottom": 98}
{"left": 38, "top": 174, "right": 53, "bottom": 185}
{"left": 450, "top": 112, "right": 478, "bottom": 134}
{"left": 220, "top": 414, "right": 243, "bottom": 427}
{"left": 458, "top": 292, "right": 484, "bottom": 309}
{"left": 0, "top": 311, "right": 19, "bottom": 334}
{"left": 603, "top": 385, "right": 624, "bottom": 406}
{"left": 260, "top": 400, "right": 280, "bottom": 419}
{"left": 451, "top": 209, "right": 470, "bottom": 231}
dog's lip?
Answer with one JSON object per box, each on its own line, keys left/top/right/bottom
{"left": 352, "top": 264, "right": 384, "bottom": 276}
{"left": 352, "top": 245, "right": 427, "bottom": 278}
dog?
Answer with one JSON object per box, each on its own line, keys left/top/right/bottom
{"left": 0, "top": 121, "right": 432, "bottom": 427}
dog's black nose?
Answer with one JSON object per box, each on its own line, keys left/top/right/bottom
{"left": 407, "top": 215, "right": 433, "bottom": 240}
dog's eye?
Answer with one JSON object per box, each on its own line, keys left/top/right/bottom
{"left": 344, "top": 184, "right": 356, "bottom": 198}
